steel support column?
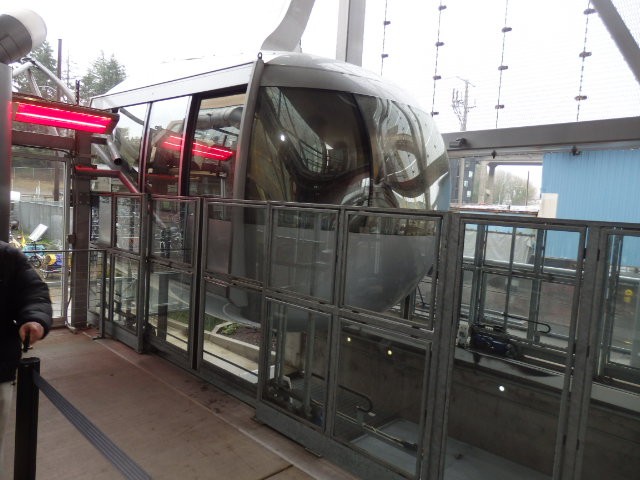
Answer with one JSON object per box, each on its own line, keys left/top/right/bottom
{"left": 0, "top": 63, "right": 11, "bottom": 241}
{"left": 336, "top": 0, "right": 366, "bottom": 66}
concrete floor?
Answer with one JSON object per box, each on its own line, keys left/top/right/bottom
{"left": 3, "top": 328, "right": 357, "bottom": 480}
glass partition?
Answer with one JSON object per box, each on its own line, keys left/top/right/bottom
{"left": 200, "top": 281, "right": 263, "bottom": 386}
{"left": 596, "top": 231, "right": 640, "bottom": 388}
{"left": 90, "top": 195, "right": 112, "bottom": 246}
{"left": 204, "top": 202, "right": 267, "bottom": 282}
{"left": 269, "top": 207, "right": 339, "bottom": 302}
{"left": 263, "top": 300, "right": 330, "bottom": 428}
{"left": 459, "top": 222, "right": 583, "bottom": 364}
{"left": 147, "top": 263, "right": 193, "bottom": 354}
{"left": 343, "top": 211, "right": 440, "bottom": 329}
{"left": 150, "top": 198, "right": 198, "bottom": 265}
{"left": 115, "top": 196, "right": 142, "bottom": 253}
{"left": 88, "top": 250, "right": 106, "bottom": 326}
{"left": 586, "top": 231, "right": 640, "bottom": 480}
{"left": 111, "top": 255, "right": 140, "bottom": 332}
{"left": 333, "top": 319, "right": 430, "bottom": 478}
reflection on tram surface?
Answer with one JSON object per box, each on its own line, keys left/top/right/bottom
{"left": 90, "top": 51, "right": 449, "bottom": 379}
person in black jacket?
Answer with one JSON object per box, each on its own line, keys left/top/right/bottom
{"left": 0, "top": 240, "right": 52, "bottom": 477}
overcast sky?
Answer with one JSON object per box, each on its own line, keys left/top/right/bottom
{"left": 6, "top": 0, "right": 640, "bottom": 190}
{"left": 9, "top": 0, "right": 639, "bottom": 131}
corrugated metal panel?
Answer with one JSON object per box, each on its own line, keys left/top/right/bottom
{"left": 542, "top": 149, "right": 640, "bottom": 223}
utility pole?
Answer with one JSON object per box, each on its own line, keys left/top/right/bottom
{"left": 452, "top": 78, "right": 475, "bottom": 204}
{"left": 452, "top": 77, "right": 475, "bottom": 131}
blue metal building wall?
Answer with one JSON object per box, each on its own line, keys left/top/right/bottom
{"left": 542, "top": 149, "right": 640, "bottom": 222}
{"left": 542, "top": 149, "right": 640, "bottom": 266}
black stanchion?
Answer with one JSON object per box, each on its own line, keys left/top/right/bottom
{"left": 14, "top": 357, "right": 40, "bottom": 480}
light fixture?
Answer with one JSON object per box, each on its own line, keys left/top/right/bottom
{"left": 12, "top": 94, "right": 118, "bottom": 134}
{"left": 498, "top": 385, "right": 505, "bottom": 392}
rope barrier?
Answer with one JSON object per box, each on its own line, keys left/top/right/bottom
{"left": 15, "top": 358, "right": 151, "bottom": 480}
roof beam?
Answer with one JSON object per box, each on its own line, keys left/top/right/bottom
{"left": 591, "top": 0, "right": 640, "bottom": 87}
{"left": 443, "top": 116, "right": 640, "bottom": 155}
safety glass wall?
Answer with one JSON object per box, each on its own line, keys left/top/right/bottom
{"left": 145, "top": 197, "right": 200, "bottom": 365}
{"left": 83, "top": 198, "right": 640, "bottom": 479}
{"left": 259, "top": 205, "right": 443, "bottom": 479}
{"left": 582, "top": 228, "right": 640, "bottom": 480}
{"left": 89, "top": 193, "right": 145, "bottom": 350}
{"left": 199, "top": 201, "right": 268, "bottom": 390}
{"left": 446, "top": 217, "right": 587, "bottom": 479}
{"left": 11, "top": 148, "right": 70, "bottom": 323}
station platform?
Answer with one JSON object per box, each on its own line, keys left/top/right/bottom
{"left": 2, "top": 328, "right": 357, "bottom": 480}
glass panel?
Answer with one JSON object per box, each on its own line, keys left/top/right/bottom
{"left": 459, "top": 269, "right": 474, "bottom": 320}
{"left": 150, "top": 199, "right": 196, "bottom": 265}
{"left": 333, "top": 320, "right": 429, "bottom": 477}
{"left": 344, "top": 212, "right": 439, "bottom": 323}
{"left": 463, "top": 224, "right": 478, "bottom": 259}
{"left": 201, "top": 281, "right": 262, "bottom": 386}
{"left": 115, "top": 196, "right": 141, "bottom": 252}
{"left": 263, "top": 300, "right": 330, "bottom": 427}
{"left": 145, "top": 97, "right": 189, "bottom": 195}
{"left": 147, "top": 263, "right": 192, "bottom": 353}
{"left": 269, "top": 208, "right": 338, "bottom": 302}
{"left": 585, "top": 239, "right": 640, "bottom": 480}
{"left": 544, "top": 231, "right": 581, "bottom": 271}
{"left": 482, "top": 273, "right": 508, "bottom": 320}
{"left": 583, "top": 394, "right": 640, "bottom": 480}
{"left": 88, "top": 250, "right": 106, "bottom": 325}
{"left": 537, "top": 282, "right": 574, "bottom": 348}
{"left": 600, "top": 234, "right": 640, "bottom": 375}
{"left": 444, "top": 363, "right": 557, "bottom": 479}
{"left": 246, "top": 87, "right": 369, "bottom": 205}
{"left": 188, "top": 94, "right": 244, "bottom": 197}
{"left": 204, "top": 203, "right": 267, "bottom": 281}
{"left": 111, "top": 256, "right": 139, "bottom": 332}
{"left": 112, "top": 104, "right": 147, "bottom": 186}
{"left": 90, "top": 195, "right": 112, "bottom": 245}
{"left": 484, "top": 225, "right": 516, "bottom": 264}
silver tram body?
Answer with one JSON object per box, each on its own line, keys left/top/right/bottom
{"left": 91, "top": 52, "right": 450, "bottom": 320}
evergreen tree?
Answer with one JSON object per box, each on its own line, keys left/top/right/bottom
{"left": 80, "top": 52, "right": 126, "bottom": 105}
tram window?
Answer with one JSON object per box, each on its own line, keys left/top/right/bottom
{"left": 188, "top": 94, "right": 245, "bottom": 197}
{"left": 114, "top": 104, "right": 147, "bottom": 187}
{"left": 144, "top": 97, "right": 189, "bottom": 195}
{"left": 247, "top": 87, "right": 369, "bottom": 205}
{"left": 90, "top": 103, "right": 148, "bottom": 192}
{"left": 355, "top": 96, "right": 448, "bottom": 209}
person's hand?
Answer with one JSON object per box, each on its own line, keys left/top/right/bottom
{"left": 19, "top": 322, "right": 45, "bottom": 346}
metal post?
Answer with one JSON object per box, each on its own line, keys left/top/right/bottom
{"left": 14, "top": 357, "right": 41, "bottom": 480}
{"left": 0, "top": 63, "right": 11, "bottom": 242}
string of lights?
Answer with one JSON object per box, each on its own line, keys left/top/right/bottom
{"left": 495, "top": 0, "right": 511, "bottom": 128}
{"left": 381, "top": 0, "right": 390, "bottom": 75}
{"left": 576, "top": 1, "right": 595, "bottom": 122}
{"left": 431, "top": 1, "right": 447, "bottom": 117}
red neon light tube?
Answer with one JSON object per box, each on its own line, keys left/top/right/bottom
{"left": 14, "top": 102, "right": 114, "bottom": 133}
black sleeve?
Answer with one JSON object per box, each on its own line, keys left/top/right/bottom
{"left": 11, "top": 248, "right": 53, "bottom": 336}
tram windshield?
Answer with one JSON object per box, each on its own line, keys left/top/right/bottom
{"left": 246, "top": 86, "right": 448, "bottom": 209}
